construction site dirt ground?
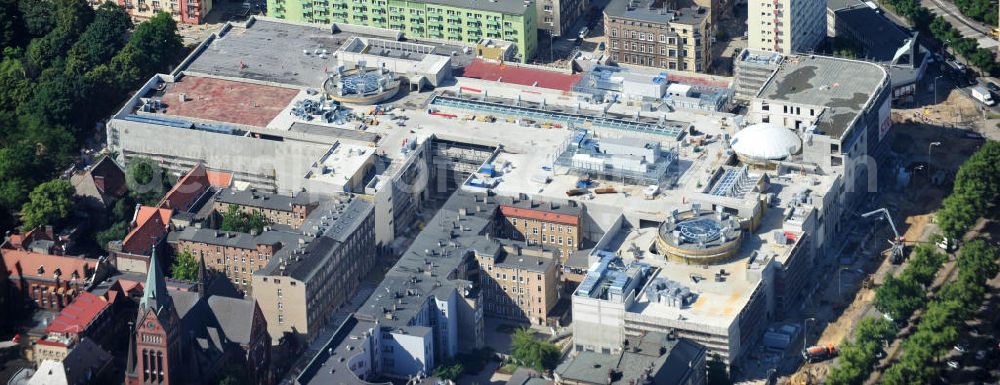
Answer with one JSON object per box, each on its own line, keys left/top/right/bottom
{"left": 780, "top": 92, "right": 990, "bottom": 385}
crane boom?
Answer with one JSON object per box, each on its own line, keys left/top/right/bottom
{"left": 861, "top": 208, "right": 900, "bottom": 240}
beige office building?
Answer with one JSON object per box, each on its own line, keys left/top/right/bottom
{"left": 251, "top": 196, "right": 376, "bottom": 343}
{"left": 747, "top": 0, "right": 825, "bottom": 54}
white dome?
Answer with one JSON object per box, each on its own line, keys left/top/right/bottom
{"left": 730, "top": 123, "right": 801, "bottom": 162}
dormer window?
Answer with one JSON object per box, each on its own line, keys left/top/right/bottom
{"left": 37, "top": 265, "right": 44, "bottom": 275}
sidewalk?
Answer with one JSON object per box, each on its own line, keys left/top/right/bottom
{"left": 920, "top": 0, "right": 999, "bottom": 49}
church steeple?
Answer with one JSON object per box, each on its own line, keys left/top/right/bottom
{"left": 197, "top": 253, "right": 208, "bottom": 299}
{"left": 125, "top": 324, "right": 137, "bottom": 375}
{"left": 140, "top": 248, "right": 171, "bottom": 312}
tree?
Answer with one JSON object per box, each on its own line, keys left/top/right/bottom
{"left": 125, "top": 157, "right": 166, "bottom": 205}
{"left": 170, "top": 251, "right": 199, "bottom": 281}
{"left": 127, "top": 12, "right": 183, "bottom": 75}
{"left": 873, "top": 274, "right": 925, "bottom": 321}
{"left": 510, "top": 328, "right": 560, "bottom": 373}
{"left": 0, "top": 0, "right": 25, "bottom": 49}
{"left": 220, "top": 205, "right": 271, "bottom": 234}
{"left": 899, "top": 245, "right": 945, "bottom": 286}
{"left": 17, "top": 0, "right": 54, "bottom": 38}
{"left": 95, "top": 221, "right": 127, "bottom": 252}
{"left": 19, "top": 179, "right": 74, "bottom": 230}
{"left": 432, "top": 360, "right": 465, "bottom": 381}
{"left": 65, "top": 3, "right": 132, "bottom": 75}
{"left": 706, "top": 354, "right": 731, "bottom": 385}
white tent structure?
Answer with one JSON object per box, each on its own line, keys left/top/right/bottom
{"left": 730, "top": 123, "right": 802, "bottom": 165}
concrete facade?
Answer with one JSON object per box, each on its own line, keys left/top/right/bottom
{"left": 537, "top": 0, "right": 586, "bottom": 37}
{"left": 251, "top": 196, "right": 376, "bottom": 343}
{"left": 268, "top": 0, "right": 538, "bottom": 62}
{"left": 747, "top": 0, "right": 825, "bottom": 54}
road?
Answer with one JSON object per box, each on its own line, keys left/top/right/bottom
{"left": 920, "top": 0, "right": 998, "bottom": 50}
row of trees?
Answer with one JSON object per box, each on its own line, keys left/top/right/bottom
{"left": 826, "top": 245, "right": 946, "bottom": 385}
{"left": 881, "top": 240, "right": 999, "bottom": 384}
{"left": 0, "top": 0, "right": 183, "bottom": 232}
{"left": 953, "top": 0, "right": 998, "bottom": 27}
{"left": 936, "top": 141, "right": 1000, "bottom": 241}
{"left": 882, "top": 0, "right": 998, "bottom": 74}
{"left": 873, "top": 245, "right": 946, "bottom": 322}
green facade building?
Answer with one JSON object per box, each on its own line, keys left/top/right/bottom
{"left": 269, "top": 0, "right": 538, "bottom": 62}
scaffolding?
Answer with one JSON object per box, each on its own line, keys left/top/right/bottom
{"left": 553, "top": 129, "right": 677, "bottom": 186}
{"left": 429, "top": 94, "right": 686, "bottom": 139}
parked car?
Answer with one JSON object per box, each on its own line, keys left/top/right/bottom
{"left": 947, "top": 360, "right": 960, "bottom": 369}
{"left": 987, "top": 82, "right": 1000, "bottom": 94}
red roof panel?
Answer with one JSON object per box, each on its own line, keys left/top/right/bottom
{"left": 461, "top": 59, "right": 582, "bottom": 92}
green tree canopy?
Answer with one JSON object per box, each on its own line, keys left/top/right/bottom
{"left": 95, "top": 221, "right": 127, "bottom": 252}
{"left": 125, "top": 157, "right": 167, "bottom": 205}
{"left": 220, "top": 205, "right": 271, "bottom": 235}
{"left": 510, "top": 328, "right": 560, "bottom": 373}
{"left": 170, "top": 251, "right": 199, "bottom": 281}
{"left": 873, "top": 274, "right": 925, "bottom": 321}
{"left": 19, "top": 179, "right": 74, "bottom": 230}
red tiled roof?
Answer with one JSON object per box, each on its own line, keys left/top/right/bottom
{"left": 206, "top": 170, "right": 233, "bottom": 188}
{"left": 1, "top": 249, "right": 96, "bottom": 281}
{"left": 461, "top": 59, "right": 582, "bottom": 92}
{"left": 121, "top": 206, "right": 172, "bottom": 256}
{"left": 499, "top": 206, "right": 579, "bottom": 226}
{"left": 45, "top": 292, "right": 110, "bottom": 335}
{"left": 159, "top": 164, "right": 210, "bottom": 213}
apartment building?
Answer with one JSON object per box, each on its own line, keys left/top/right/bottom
{"left": 496, "top": 196, "right": 584, "bottom": 260}
{"left": 251, "top": 196, "right": 376, "bottom": 343}
{"left": 747, "top": 0, "right": 825, "bottom": 54}
{"left": 604, "top": 0, "right": 712, "bottom": 72}
{"left": 213, "top": 188, "right": 316, "bottom": 228}
{"left": 475, "top": 244, "right": 559, "bottom": 325}
{"left": 536, "top": 0, "right": 586, "bottom": 37}
{"left": 268, "top": 0, "right": 538, "bottom": 62}
{"left": 113, "top": 0, "right": 212, "bottom": 24}
{"left": 173, "top": 228, "right": 304, "bottom": 293}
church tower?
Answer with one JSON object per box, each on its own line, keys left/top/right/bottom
{"left": 125, "top": 249, "right": 182, "bottom": 385}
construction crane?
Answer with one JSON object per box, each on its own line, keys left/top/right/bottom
{"left": 861, "top": 208, "right": 906, "bottom": 263}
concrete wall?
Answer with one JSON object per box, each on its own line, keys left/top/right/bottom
{"left": 385, "top": 330, "right": 432, "bottom": 377}
{"left": 251, "top": 275, "right": 308, "bottom": 344}
{"left": 110, "top": 117, "right": 331, "bottom": 194}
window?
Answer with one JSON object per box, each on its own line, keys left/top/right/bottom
{"left": 568, "top": 238, "right": 573, "bottom": 246}
{"left": 277, "top": 288, "right": 282, "bottom": 297}
{"left": 611, "top": 28, "right": 617, "bottom": 37}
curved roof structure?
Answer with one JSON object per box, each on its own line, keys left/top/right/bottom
{"left": 731, "top": 123, "right": 801, "bottom": 162}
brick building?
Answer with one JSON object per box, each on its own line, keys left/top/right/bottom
{"left": 1, "top": 234, "right": 108, "bottom": 310}
{"left": 604, "top": 0, "right": 712, "bottom": 72}
{"left": 124, "top": 250, "right": 272, "bottom": 385}
{"left": 172, "top": 228, "right": 303, "bottom": 293}
{"left": 475, "top": 243, "right": 559, "bottom": 325}
{"left": 213, "top": 188, "right": 316, "bottom": 229}
{"left": 495, "top": 196, "right": 584, "bottom": 261}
